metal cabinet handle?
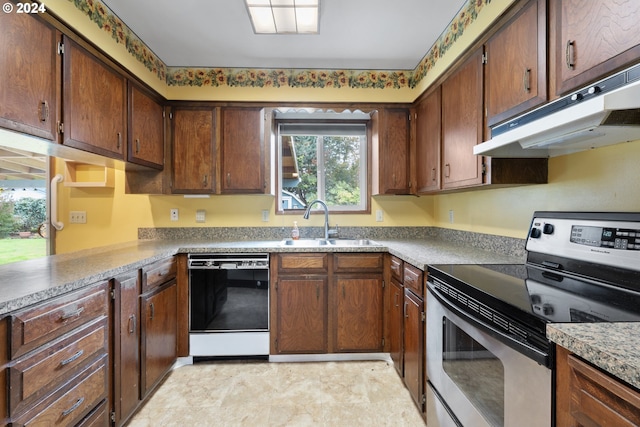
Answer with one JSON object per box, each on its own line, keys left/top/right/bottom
{"left": 60, "top": 349, "right": 84, "bottom": 366}
{"left": 226, "top": 172, "right": 231, "bottom": 187}
{"left": 565, "top": 40, "right": 575, "bottom": 69}
{"left": 444, "top": 164, "right": 451, "bottom": 178}
{"left": 523, "top": 68, "right": 531, "bottom": 92}
{"left": 394, "top": 292, "right": 399, "bottom": 307}
{"left": 39, "top": 101, "right": 49, "bottom": 122}
{"left": 316, "top": 284, "right": 320, "bottom": 300}
{"left": 135, "top": 138, "right": 140, "bottom": 154}
{"left": 62, "top": 397, "right": 85, "bottom": 417}
{"left": 117, "top": 132, "right": 122, "bottom": 150}
{"left": 60, "top": 307, "right": 84, "bottom": 321}
{"left": 128, "top": 314, "right": 136, "bottom": 334}
{"left": 404, "top": 301, "right": 409, "bottom": 318}
{"left": 431, "top": 168, "right": 436, "bottom": 182}
{"left": 150, "top": 302, "right": 155, "bottom": 320}
{"left": 203, "top": 174, "right": 208, "bottom": 187}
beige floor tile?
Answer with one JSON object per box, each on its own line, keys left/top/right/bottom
{"left": 128, "top": 360, "right": 426, "bottom": 426}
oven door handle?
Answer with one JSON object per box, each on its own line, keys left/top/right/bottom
{"left": 427, "top": 280, "right": 550, "bottom": 367}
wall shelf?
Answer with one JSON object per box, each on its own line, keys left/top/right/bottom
{"left": 64, "top": 161, "right": 114, "bottom": 188}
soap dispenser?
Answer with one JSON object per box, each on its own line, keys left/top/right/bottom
{"left": 291, "top": 221, "right": 300, "bottom": 240}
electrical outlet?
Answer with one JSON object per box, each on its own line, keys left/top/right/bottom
{"left": 262, "top": 209, "right": 269, "bottom": 222}
{"left": 376, "top": 210, "right": 384, "bottom": 222}
{"left": 170, "top": 208, "right": 179, "bottom": 221}
{"left": 69, "top": 211, "right": 86, "bottom": 224}
{"left": 449, "top": 209, "right": 454, "bottom": 224}
{"left": 196, "top": 209, "right": 206, "bottom": 223}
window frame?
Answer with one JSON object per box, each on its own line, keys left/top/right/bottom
{"left": 275, "top": 116, "right": 372, "bottom": 215}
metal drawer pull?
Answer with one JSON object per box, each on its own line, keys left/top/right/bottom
{"left": 60, "top": 307, "right": 84, "bottom": 321}
{"left": 135, "top": 138, "right": 140, "bottom": 154}
{"left": 523, "top": 68, "right": 531, "bottom": 92}
{"left": 128, "top": 314, "right": 136, "bottom": 334}
{"left": 39, "top": 101, "right": 49, "bottom": 122}
{"left": 565, "top": 40, "right": 575, "bottom": 69}
{"left": 404, "top": 302, "right": 409, "bottom": 318}
{"left": 62, "top": 397, "right": 85, "bottom": 417}
{"left": 117, "top": 132, "right": 122, "bottom": 150}
{"left": 60, "top": 349, "right": 84, "bottom": 366}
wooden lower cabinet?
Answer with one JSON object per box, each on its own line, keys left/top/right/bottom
{"left": 274, "top": 276, "right": 328, "bottom": 354}
{"left": 4, "top": 281, "right": 109, "bottom": 427}
{"left": 271, "top": 252, "right": 383, "bottom": 355}
{"left": 334, "top": 276, "right": 383, "bottom": 352}
{"left": 389, "top": 278, "right": 404, "bottom": 376}
{"left": 140, "top": 280, "right": 177, "bottom": 398}
{"left": 404, "top": 288, "right": 425, "bottom": 412}
{"left": 556, "top": 345, "right": 640, "bottom": 426}
{"left": 112, "top": 270, "right": 141, "bottom": 427}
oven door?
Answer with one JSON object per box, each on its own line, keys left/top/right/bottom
{"left": 426, "top": 286, "right": 551, "bottom": 427}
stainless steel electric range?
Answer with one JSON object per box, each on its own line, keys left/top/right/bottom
{"left": 426, "top": 211, "right": 640, "bottom": 427}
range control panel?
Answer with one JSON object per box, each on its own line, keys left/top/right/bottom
{"left": 526, "top": 212, "right": 640, "bottom": 272}
{"left": 570, "top": 225, "right": 640, "bottom": 250}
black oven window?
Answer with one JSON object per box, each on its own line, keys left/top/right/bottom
{"left": 442, "top": 318, "right": 504, "bottom": 426}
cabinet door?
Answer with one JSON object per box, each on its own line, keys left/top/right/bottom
{"left": 556, "top": 0, "right": 640, "bottom": 95}
{"left": 442, "top": 49, "right": 484, "bottom": 190}
{"left": 128, "top": 83, "right": 164, "bottom": 169}
{"left": 389, "top": 279, "right": 404, "bottom": 376}
{"left": 220, "top": 107, "right": 265, "bottom": 193}
{"left": 0, "top": 12, "right": 59, "bottom": 140}
{"left": 141, "top": 280, "right": 177, "bottom": 397}
{"left": 171, "top": 107, "right": 216, "bottom": 193}
{"left": 404, "top": 289, "right": 424, "bottom": 412}
{"left": 274, "top": 277, "right": 327, "bottom": 354}
{"left": 62, "top": 36, "right": 126, "bottom": 159}
{"left": 415, "top": 86, "right": 441, "bottom": 194}
{"left": 334, "top": 276, "right": 383, "bottom": 352}
{"left": 485, "top": 0, "right": 547, "bottom": 126}
{"left": 113, "top": 272, "right": 140, "bottom": 426}
{"left": 374, "top": 108, "right": 410, "bottom": 194}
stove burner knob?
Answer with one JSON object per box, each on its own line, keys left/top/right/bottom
{"left": 542, "top": 304, "right": 554, "bottom": 316}
{"left": 543, "top": 224, "right": 555, "bottom": 235}
{"left": 530, "top": 228, "right": 542, "bottom": 239}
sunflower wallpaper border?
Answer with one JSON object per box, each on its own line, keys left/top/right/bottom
{"left": 67, "top": 0, "right": 491, "bottom": 90}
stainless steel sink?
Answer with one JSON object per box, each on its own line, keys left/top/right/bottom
{"left": 279, "top": 238, "right": 381, "bottom": 247}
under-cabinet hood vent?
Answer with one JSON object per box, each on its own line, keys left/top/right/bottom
{"left": 475, "top": 63, "right": 640, "bottom": 158}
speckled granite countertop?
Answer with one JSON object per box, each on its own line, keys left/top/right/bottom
{"left": 547, "top": 323, "right": 640, "bottom": 390}
{"left": 0, "top": 235, "right": 522, "bottom": 315}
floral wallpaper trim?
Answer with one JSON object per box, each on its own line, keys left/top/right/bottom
{"left": 67, "top": 0, "right": 490, "bottom": 90}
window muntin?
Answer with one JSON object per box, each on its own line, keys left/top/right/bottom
{"left": 277, "top": 120, "right": 368, "bottom": 213}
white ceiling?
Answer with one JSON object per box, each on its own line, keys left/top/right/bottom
{"left": 101, "top": 0, "right": 467, "bottom": 70}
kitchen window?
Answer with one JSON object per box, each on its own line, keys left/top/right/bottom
{"left": 276, "top": 110, "right": 370, "bottom": 213}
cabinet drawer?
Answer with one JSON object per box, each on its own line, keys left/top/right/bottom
{"left": 75, "top": 398, "right": 108, "bottom": 427}
{"left": 11, "top": 354, "right": 108, "bottom": 427}
{"left": 277, "top": 253, "right": 328, "bottom": 273}
{"left": 403, "top": 264, "right": 423, "bottom": 296}
{"left": 9, "top": 317, "right": 108, "bottom": 416}
{"left": 10, "top": 282, "right": 109, "bottom": 359}
{"left": 333, "top": 253, "right": 383, "bottom": 273}
{"left": 389, "top": 256, "right": 403, "bottom": 282}
{"left": 142, "top": 256, "right": 177, "bottom": 292}
{"left": 567, "top": 354, "right": 640, "bottom": 425}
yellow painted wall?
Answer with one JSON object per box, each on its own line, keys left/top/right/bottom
{"left": 43, "top": 0, "right": 640, "bottom": 253}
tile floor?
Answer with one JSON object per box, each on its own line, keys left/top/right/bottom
{"left": 128, "top": 360, "right": 426, "bottom": 426}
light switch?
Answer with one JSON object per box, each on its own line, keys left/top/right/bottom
{"left": 196, "top": 209, "right": 206, "bottom": 223}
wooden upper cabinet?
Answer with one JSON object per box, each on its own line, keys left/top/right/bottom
{"left": 62, "top": 36, "right": 126, "bottom": 160}
{"left": 485, "top": 0, "right": 547, "bottom": 127}
{"left": 373, "top": 108, "right": 411, "bottom": 195}
{"left": 441, "top": 49, "right": 484, "bottom": 190}
{"left": 0, "top": 12, "right": 59, "bottom": 141}
{"left": 555, "top": 0, "right": 640, "bottom": 95}
{"left": 220, "top": 107, "right": 265, "bottom": 193}
{"left": 415, "top": 86, "right": 441, "bottom": 194}
{"left": 171, "top": 107, "right": 216, "bottom": 193}
{"left": 128, "top": 83, "right": 164, "bottom": 170}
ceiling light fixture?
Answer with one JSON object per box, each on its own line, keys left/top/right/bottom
{"left": 245, "top": 0, "right": 319, "bottom": 34}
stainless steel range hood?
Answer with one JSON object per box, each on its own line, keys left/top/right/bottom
{"left": 475, "top": 65, "right": 640, "bottom": 158}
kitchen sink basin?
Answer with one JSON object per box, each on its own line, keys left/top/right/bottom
{"left": 279, "top": 238, "right": 381, "bottom": 247}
